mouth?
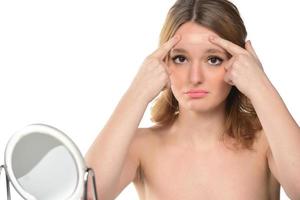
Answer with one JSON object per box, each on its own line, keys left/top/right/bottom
{"left": 185, "top": 92, "right": 208, "bottom": 98}
{"left": 184, "top": 89, "right": 209, "bottom": 98}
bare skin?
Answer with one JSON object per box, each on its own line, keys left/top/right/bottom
{"left": 131, "top": 126, "right": 280, "bottom": 200}
{"left": 85, "top": 22, "right": 284, "bottom": 200}
{"left": 129, "top": 22, "right": 280, "bottom": 199}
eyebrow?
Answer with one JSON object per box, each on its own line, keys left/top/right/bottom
{"left": 170, "top": 48, "right": 230, "bottom": 58}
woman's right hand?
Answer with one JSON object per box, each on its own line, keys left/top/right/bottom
{"left": 129, "top": 35, "right": 181, "bottom": 103}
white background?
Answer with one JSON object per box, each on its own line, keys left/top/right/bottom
{"left": 0, "top": 0, "right": 299, "bottom": 199}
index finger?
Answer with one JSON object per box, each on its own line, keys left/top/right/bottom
{"left": 150, "top": 35, "right": 181, "bottom": 60}
{"left": 209, "top": 36, "right": 246, "bottom": 56}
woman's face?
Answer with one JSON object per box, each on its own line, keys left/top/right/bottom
{"left": 167, "top": 21, "right": 232, "bottom": 112}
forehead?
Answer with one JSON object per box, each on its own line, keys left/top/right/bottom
{"left": 172, "top": 22, "right": 225, "bottom": 53}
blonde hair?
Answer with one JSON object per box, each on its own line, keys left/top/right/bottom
{"left": 150, "top": 0, "right": 262, "bottom": 150}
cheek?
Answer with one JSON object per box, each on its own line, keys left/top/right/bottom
{"left": 169, "top": 66, "right": 186, "bottom": 88}
{"left": 207, "top": 66, "right": 225, "bottom": 84}
{"left": 209, "top": 71, "right": 225, "bottom": 86}
{"left": 207, "top": 69, "right": 232, "bottom": 97}
{"left": 168, "top": 66, "right": 187, "bottom": 100}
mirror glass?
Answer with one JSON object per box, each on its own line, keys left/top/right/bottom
{"left": 11, "top": 132, "right": 78, "bottom": 199}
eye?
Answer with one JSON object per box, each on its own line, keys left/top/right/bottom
{"left": 207, "top": 56, "right": 223, "bottom": 66}
{"left": 171, "top": 55, "right": 187, "bottom": 65}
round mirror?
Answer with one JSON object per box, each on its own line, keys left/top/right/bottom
{"left": 4, "top": 124, "right": 86, "bottom": 200}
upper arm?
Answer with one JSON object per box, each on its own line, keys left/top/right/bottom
{"left": 266, "top": 135, "right": 300, "bottom": 199}
{"left": 109, "top": 128, "right": 144, "bottom": 199}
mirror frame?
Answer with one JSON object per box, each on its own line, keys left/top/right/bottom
{"left": 4, "top": 123, "right": 86, "bottom": 200}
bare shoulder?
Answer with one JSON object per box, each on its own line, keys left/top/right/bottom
{"left": 130, "top": 126, "right": 165, "bottom": 162}
{"left": 132, "top": 126, "right": 159, "bottom": 145}
{"left": 132, "top": 125, "right": 166, "bottom": 151}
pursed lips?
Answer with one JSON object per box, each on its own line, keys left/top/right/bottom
{"left": 185, "top": 89, "right": 209, "bottom": 94}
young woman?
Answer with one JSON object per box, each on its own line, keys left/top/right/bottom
{"left": 85, "top": 0, "right": 300, "bottom": 199}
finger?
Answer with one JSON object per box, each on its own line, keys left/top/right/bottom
{"left": 224, "top": 73, "right": 234, "bottom": 85}
{"left": 163, "top": 62, "right": 172, "bottom": 76}
{"left": 163, "top": 81, "right": 171, "bottom": 91}
{"left": 245, "top": 40, "right": 259, "bottom": 59}
{"left": 162, "top": 77, "right": 171, "bottom": 91}
{"left": 245, "top": 40, "right": 264, "bottom": 71}
{"left": 209, "top": 35, "right": 246, "bottom": 56}
{"left": 150, "top": 35, "right": 181, "bottom": 60}
{"left": 224, "top": 56, "right": 236, "bottom": 71}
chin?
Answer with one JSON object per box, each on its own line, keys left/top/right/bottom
{"left": 181, "top": 98, "right": 226, "bottom": 113}
{"left": 182, "top": 102, "right": 212, "bottom": 112}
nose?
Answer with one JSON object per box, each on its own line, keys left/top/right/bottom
{"left": 189, "top": 62, "right": 204, "bottom": 85}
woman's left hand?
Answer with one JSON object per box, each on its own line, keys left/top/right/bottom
{"left": 209, "top": 36, "right": 269, "bottom": 99}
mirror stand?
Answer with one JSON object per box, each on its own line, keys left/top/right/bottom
{"left": 84, "top": 167, "right": 98, "bottom": 200}
{"left": 0, "top": 165, "right": 11, "bottom": 200}
{"left": 1, "top": 164, "right": 99, "bottom": 200}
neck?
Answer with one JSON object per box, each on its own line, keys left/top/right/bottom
{"left": 170, "top": 102, "right": 227, "bottom": 148}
